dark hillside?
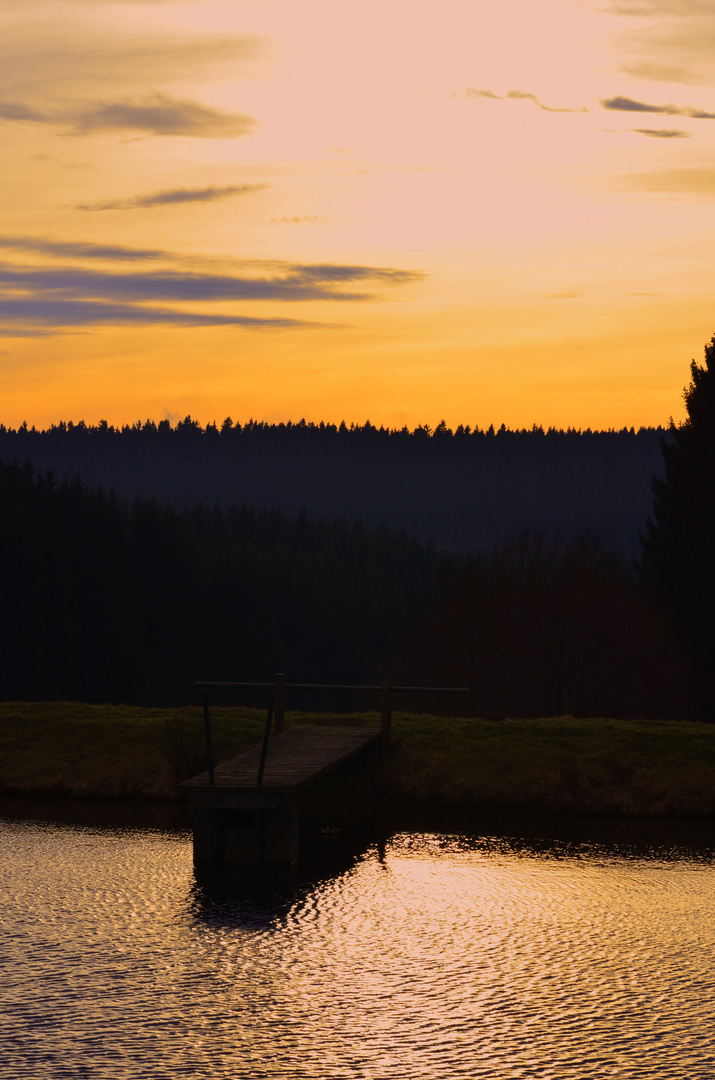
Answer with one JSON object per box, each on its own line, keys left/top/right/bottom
{"left": 0, "top": 419, "right": 665, "bottom": 553}
{"left": 0, "top": 460, "right": 446, "bottom": 705}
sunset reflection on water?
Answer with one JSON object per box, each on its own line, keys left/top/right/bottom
{"left": 1, "top": 818, "right": 714, "bottom": 1078}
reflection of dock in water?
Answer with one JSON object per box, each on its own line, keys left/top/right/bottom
{"left": 182, "top": 675, "right": 467, "bottom": 874}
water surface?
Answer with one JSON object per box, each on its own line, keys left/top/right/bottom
{"left": 1, "top": 810, "right": 714, "bottom": 1079}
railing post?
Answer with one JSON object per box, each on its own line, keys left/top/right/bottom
{"left": 202, "top": 691, "right": 215, "bottom": 785}
{"left": 381, "top": 675, "right": 392, "bottom": 744}
{"left": 275, "top": 672, "right": 286, "bottom": 734}
{"left": 257, "top": 692, "right": 276, "bottom": 787}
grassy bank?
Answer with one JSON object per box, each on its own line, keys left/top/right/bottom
{"left": 1, "top": 702, "right": 714, "bottom": 817}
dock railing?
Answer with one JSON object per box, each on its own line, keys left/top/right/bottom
{"left": 195, "top": 674, "right": 470, "bottom": 786}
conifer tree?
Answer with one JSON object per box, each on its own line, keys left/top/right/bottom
{"left": 640, "top": 335, "right": 715, "bottom": 707}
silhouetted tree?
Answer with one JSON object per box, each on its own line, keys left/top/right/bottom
{"left": 0, "top": 460, "right": 448, "bottom": 705}
{"left": 640, "top": 335, "right": 715, "bottom": 710}
{"left": 0, "top": 418, "right": 665, "bottom": 553}
{"left": 400, "top": 531, "right": 695, "bottom": 719}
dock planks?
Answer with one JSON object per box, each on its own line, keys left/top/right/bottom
{"left": 181, "top": 725, "right": 380, "bottom": 794}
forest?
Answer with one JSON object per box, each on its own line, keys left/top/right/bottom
{"left": 0, "top": 418, "right": 665, "bottom": 553}
{"left": 0, "top": 458, "right": 446, "bottom": 707}
{"left": 2, "top": 368, "right": 713, "bottom": 720}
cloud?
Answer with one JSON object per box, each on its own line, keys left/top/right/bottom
{"left": 0, "top": 0, "right": 173, "bottom": 5}
{"left": 0, "top": 102, "right": 48, "bottom": 122}
{"left": 0, "top": 243, "right": 425, "bottom": 334}
{"left": 633, "top": 127, "right": 691, "bottom": 136}
{"left": 0, "top": 94, "right": 255, "bottom": 138}
{"left": 0, "top": 262, "right": 422, "bottom": 303}
{"left": 0, "top": 298, "right": 311, "bottom": 330}
{"left": 267, "top": 216, "right": 327, "bottom": 225}
{"left": 288, "top": 264, "right": 420, "bottom": 286}
{"left": 463, "top": 88, "right": 587, "bottom": 113}
{"left": 0, "top": 238, "right": 426, "bottom": 289}
{"left": 77, "top": 184, "right": 269, "bottom": 211}
{"left": 0, "top": 33, "right": 263, "bottom": 100}
{"left": 601, "top": 95, "right": 715, "bottom": 118}
{"left": 605, "top": 2, "right": 715, "bottom": 85}
{"left": 504, "top": 90, "right": 588, "bottom": 114}
{"left": 620, "top": 166, "right": 715, "bottom": 196}
{"left": 464, "top": 89, "right": 501, "bottom": 100}
{"left": 606, "top": 1, "right": 713, "bottom": 11}
{"left": 0, "top": 236, "right": 172, "bottom": 261}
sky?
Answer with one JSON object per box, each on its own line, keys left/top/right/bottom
{"left": 1, "top": 0, "right": 714, "bottom": 431}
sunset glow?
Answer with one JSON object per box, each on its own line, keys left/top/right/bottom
{"left": 2, "top": 0, "right": 714, "bottom": 429}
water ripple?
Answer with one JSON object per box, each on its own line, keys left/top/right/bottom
{"left": 1, "top": 820, "right": 715, "bottom": 1078}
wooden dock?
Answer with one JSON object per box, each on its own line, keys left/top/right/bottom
{"left": 180, "top": 725, "right": 380, "bottom": 805}
{"left": 181, "top": 725, "right": 381, "bottom": 873}
{"left": 183, "top": 675, "right": 468, "bottom": 875}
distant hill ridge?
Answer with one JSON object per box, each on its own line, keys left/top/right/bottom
{"left": 0, "top": 417, "right": 667, "bottom": 552}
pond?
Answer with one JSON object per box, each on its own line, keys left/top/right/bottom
{"left": 1, "top": 802, "right": 714, "bottom": 1079}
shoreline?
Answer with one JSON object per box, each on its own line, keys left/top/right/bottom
{"left": 2, "top": 702, "right": 714, "bottom": 821}
{"left": 3, "top": 791, "right": 715, "bottom": 861}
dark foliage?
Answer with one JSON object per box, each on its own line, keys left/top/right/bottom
{"left": 640, "top": 336, "right": 715, "bottom": 710}
{"left": 397, "top": 532, "right": 696, "bottom": 720}
{"left": 0, "top": 460, "right": 447, "bottom": 705}
{"left": 0, "top": 418, "right": 665, "bottom": 553}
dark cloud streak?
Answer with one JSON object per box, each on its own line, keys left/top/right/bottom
{"left": 0, "top": 298, "right": 313, "bottom": 329}
{"left": 0, "top": 93, "right": 255, "bottom": 137}
{"left": 633, "top": 127, "right": 691, "bottom": 136}
{"left": 78, "top": 183, "right": 269, "bottom": 211}
{"left": 0, "top": 262, "right": 422, "bottom": 303}
{"left": 0, "top": 242, "right": 425, "bottom": 335}
{"left": 602, "top": 95, "right": 715, "bottom": 118}
{"left": 0, "top": 236, "right": 172, "bottom": 261}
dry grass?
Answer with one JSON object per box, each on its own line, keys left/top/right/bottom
{"left": 0, "top": 701, "right": 267, "bottom": 800}
{"left": 380, "top": 713, "right": 715, "bottom": 817}
{"left": 1, "top": 702, "right": 714, "bottom": 817}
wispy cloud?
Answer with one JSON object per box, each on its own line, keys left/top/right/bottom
{"left": 77, "top": 184, "right": 269, "bottom": 211}
{"left": 0, "top": 94, "right": 255, "bottom": 138}
{"left": 267, "top": 216, "right": 327, "bottom": 225}
{"left": 0, "top": 298, "right": 311, "bottom": 330}
{"left": 0, "top": 240, "right": 425, "bottom": 335}
{"left": 633, "top": 127, "right": 691, "bottom": 136}
{"left": 0, "top": 262, "right": 422, "bottom": 303}
{"left": 0, "top": 102, "right": 46, "bottom": 122}
{"left": 0, "top": 236, "right": 172, "bottom": 261}
{"left": 463, "top": 89, "right": 501, "bottom": 100}
{"left": 463, "top": 88, "right": 588, "bottom": 113}
{"left": 606, "top": 2, "right": 713, "bottom": 12}
{"left": 0, "top": 0, "right": 174, "bottom": 5}
{"left": 0, "top": 33, "right": 263, "bottom": 100}
{"left": 620, "top": 166, "right": 715, "bottom": 196}
{"left": 606, "top": 2, "right": 715, "bottom": 85}
{"left": 602, "top": 95, "right": 715, "bottom": 117}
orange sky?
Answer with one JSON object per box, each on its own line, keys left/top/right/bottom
{"left": 1, "top": 0, "right": 714, "bottom": 430}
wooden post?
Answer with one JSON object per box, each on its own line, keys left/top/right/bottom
{"left": 256, "top": 693, "right": 276, "bottom": 786}
{"left": 275, "top": 672, "right": 286, "bottom": 734}
{"left": 202, "top": 691, "right": 215, "bottom": 785}
{"left": 381, "top": 675, "right": 392, "bottom": 744}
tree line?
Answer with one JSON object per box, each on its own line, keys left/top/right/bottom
{"left": 2, "top": 336, "right": 713, "bottom": 720}
{"left": 0, "top": 418, "right": 665, "bottom": 553}
{"left": 0, "top": 458, "right": 701, "bottom": 719}
{"left": 0, "top": 460, "right": 446, "bottom": 706}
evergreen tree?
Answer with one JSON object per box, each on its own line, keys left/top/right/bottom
{"left": 640, "top": 335, "right": 715, "bottom": 708}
